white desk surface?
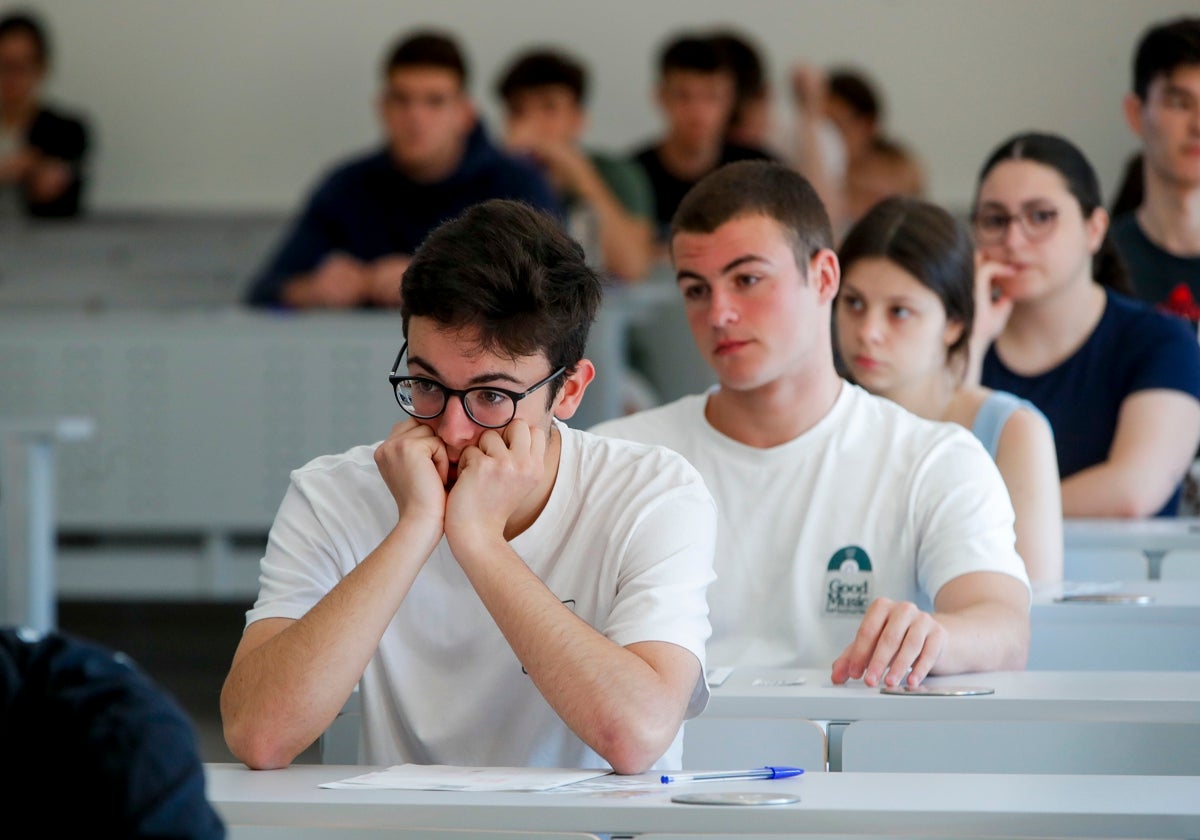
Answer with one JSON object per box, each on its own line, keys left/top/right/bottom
{"left": 1034, "top": 579, "right": 1200, "bottom": 610}
{"left": 1029, "top": 580, "right": 1200, "bottom": 670}
{"left": 1063, "top": 517, "right": 1200, "bottom": 551}
{"left": 205, "top": 763, "right": 1200, "bottom": 838}
{"left": 702, "top": 668, "right": 1200, "bottom": 723}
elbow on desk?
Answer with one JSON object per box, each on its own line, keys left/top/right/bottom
{"left": 591, "top": 715, "right": 678, "bottom": 776}
{"left": 223, "top": 718, "right": 303, "bottom": 771}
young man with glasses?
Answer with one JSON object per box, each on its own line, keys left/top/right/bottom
{"left": 244, "top": 31, "right": 559, "bottom": 309}
{"left": 592, "top": 161, "right": 1030, "bottom": 686}
{"left": 222, "top": 199, "right": 717, "bottom": 774}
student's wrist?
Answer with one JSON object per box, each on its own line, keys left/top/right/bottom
{"left": 444, "top": 520, "right": 508, "bottom": 565}
{"left": 391, "top": 511, "right": 445, "bottom": 557}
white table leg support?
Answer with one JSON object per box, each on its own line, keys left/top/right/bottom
{"left": 1, "top": 416, "right": 94, "bottom": 633}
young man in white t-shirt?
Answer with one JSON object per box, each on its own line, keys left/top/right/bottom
{"left": 592, "top": 160, "right": 1030, "bottom": 688}
{"left": 222, "top": 200, "right": 716, "bottom": 773}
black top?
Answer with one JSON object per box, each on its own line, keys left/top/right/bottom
{"left": 631, "top": 141, "right": 776, "bottom": 237}
{"left": 21, "top": 104, "right": 91, "bottom": 217}
{"left": 1111, "top": 213, "right": 1200, "bottom": 321}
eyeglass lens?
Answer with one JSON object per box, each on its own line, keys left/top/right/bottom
{"left": 395, "top": 379, "right": 516, "bottom": 428}
{"left": 973, "top": 207, "right": 1058, "bottom": 243}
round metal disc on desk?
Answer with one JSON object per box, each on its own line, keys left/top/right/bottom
{"left": 1054, "top": 593, "right": 1154, "bottom": 604}
{"left": 880, "top": 684, "right": 995, "bottom": 696}
{"left": 671, "top": 792, "right": 800, "bottom": 806}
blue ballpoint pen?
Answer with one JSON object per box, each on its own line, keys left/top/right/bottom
{"left": 660, "top": 765, "right": 804, "bottom": 784}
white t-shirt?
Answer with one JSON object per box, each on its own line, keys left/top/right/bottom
{"left": 246, "top": 421, "right": 716, "bottom": 769}
{"left": 591, "top": 384, "right": 1029, "bottom": 668}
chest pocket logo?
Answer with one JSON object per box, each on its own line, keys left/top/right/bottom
{"left": 824, "top": 546, "right": 873, "bottom": 615}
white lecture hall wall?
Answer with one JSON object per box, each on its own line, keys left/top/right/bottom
{"left": 24, "top": 0, "right": 1200, "bottom": 214}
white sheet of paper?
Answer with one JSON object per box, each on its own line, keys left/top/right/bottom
{"left": 319, "top": 764, "right": 612, "bottom": 792}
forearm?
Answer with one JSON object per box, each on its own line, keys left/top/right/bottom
{"left": 1060, "top": 460, "right": 1182, "bottom": 518}
{"left": 279, "top": 274, "right": 329, "bottom": 308}
{"left": 222, "top": 520, "right": 438, "bottom": 768}
{"left": 931, "top": 600, "right": 1029, "bottom": 674}
{"left": 791, "top": 117, "right": 843, "bottom": 226}
{"left": 458, "top": 538, "right": 691, "bottom": 774}
{"left": 572, "top": 167, "right": 653, "bottom": 282}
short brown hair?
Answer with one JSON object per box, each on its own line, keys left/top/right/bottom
{"left": 671, "top": 160, "right": 833, "bottom": 270}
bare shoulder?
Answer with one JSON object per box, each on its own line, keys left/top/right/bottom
{"left": 994, "top": 403, "right": 1058, "bottom": 481}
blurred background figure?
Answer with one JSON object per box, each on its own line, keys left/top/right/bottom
{"left": 0, "top": 625, "right": 226, "bottom": 838}
{"left": 0, "top": 9, "right": 90, "bottom": 218}
{"left": 245, "top": 30, "right": 558, "bottom": 309}
{"left": 708, "top": 29, "right": 848, "bottom": 228}
{"left": 632, "top": 31, "right": 774, "bottom": 242}
{"left": 1112, "top": 16, "right": 1200, "bottom": 322}
{"left": 497, "top": 47, "right": 655, "bottom": 282}
{"left": 821, "top": 66, "right": 925, "bottom": 235}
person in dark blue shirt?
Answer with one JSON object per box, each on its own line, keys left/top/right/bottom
{"left": 1112, "top": 17, "right": 1200, "bottom": 319}
{"left": 0, "top": 626, "right": 225, "bottom": 838}
{"left": 975, "top": 131, "right": 1200, "bottom": 518}
{"left": 245, "top": 30, "right": 560, "bottom": 309}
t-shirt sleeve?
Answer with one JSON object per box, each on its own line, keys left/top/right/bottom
{"left": 591, "top": 154, "right": 656, "bottom": 221}
{"left": 605, "top": 473, "right": 717, "bottom": 720}
{"left": 1124, "top": 309, "right": 1200, "bottom": 402}
{"left": 909, "top": 429, "right": 1031, "bottom": 604}
{"left": 245, "top": 474, "right": 347, "bottom": 626}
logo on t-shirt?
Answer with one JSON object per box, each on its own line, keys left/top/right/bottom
{"left": 825, "top": 546, "right": 873, "bottom": 615}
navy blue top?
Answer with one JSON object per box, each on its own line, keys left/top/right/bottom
{"left": 1111, "top": 213, "right": 1200, "bottom": 321}
{"left": 0, "top": 626, "right": 225, "bottom": 837}
{"left": 245, "top": 121, "right": 561, "bottom": 306}
{"left": 982, "top": 290, "right": 1200, "bottom": 516}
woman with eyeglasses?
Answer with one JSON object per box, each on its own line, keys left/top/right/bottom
{"left": 974, "top": 131, "right": 1200, "bottom": 518}
{"left": 835, "top": 196, "right": 1062, "bottom": 582}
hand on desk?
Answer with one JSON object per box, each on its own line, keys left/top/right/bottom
{"left": 286, "top": 252, "right": 410, "bottom": 308}
{"left": 366, "top": 255, "right": 410, "bottom": 307}
{"left": 830, "top": 597, "right": 947, "bottom": 688}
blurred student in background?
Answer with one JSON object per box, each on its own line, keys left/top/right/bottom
{"left": 1112, "top": 16, "right": 1200, "bottom": 322}
{"left": 497, "top": 47, "right": 654, "bottom": 282}
{"left": 0, "top": 10, "right": 90, "bottom": 218}
{"left": 245, "top": 30, "right": 558, "bottom": 309}
{"left": 836, "top": 196, "right": 1062, "bottom": 582}
{"left": 976, "top": 131, "right": 1200, "bottom": 518}
{"left": 633, "top": 33, "right": 773, "bottom": 241}
{"left": 708, "top": 29, "right": 848, "bottom": 230}
{"left": 828, "top": 69, "right": 925, "bottom": 233}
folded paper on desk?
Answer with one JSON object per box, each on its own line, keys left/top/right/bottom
{"left": 320, "top": 764, "right": 612, "bottom": 792}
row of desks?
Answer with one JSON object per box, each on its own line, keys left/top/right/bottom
{"left": 320, "top": 666, "right": 1200, "bottom": 776}
{"left": 205, "top": 762, "right": 1200, "bottom": 839}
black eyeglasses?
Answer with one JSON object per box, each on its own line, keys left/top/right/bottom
{"left": 388, "top": 342, "right": 566, "bottom": 429}
{"left": 971, "top": 206, "right": 1060, "bottom": 245}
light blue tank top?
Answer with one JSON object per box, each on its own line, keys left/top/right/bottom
{"left": 971, "top": 390, "right": 1049, "bottom": 459}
